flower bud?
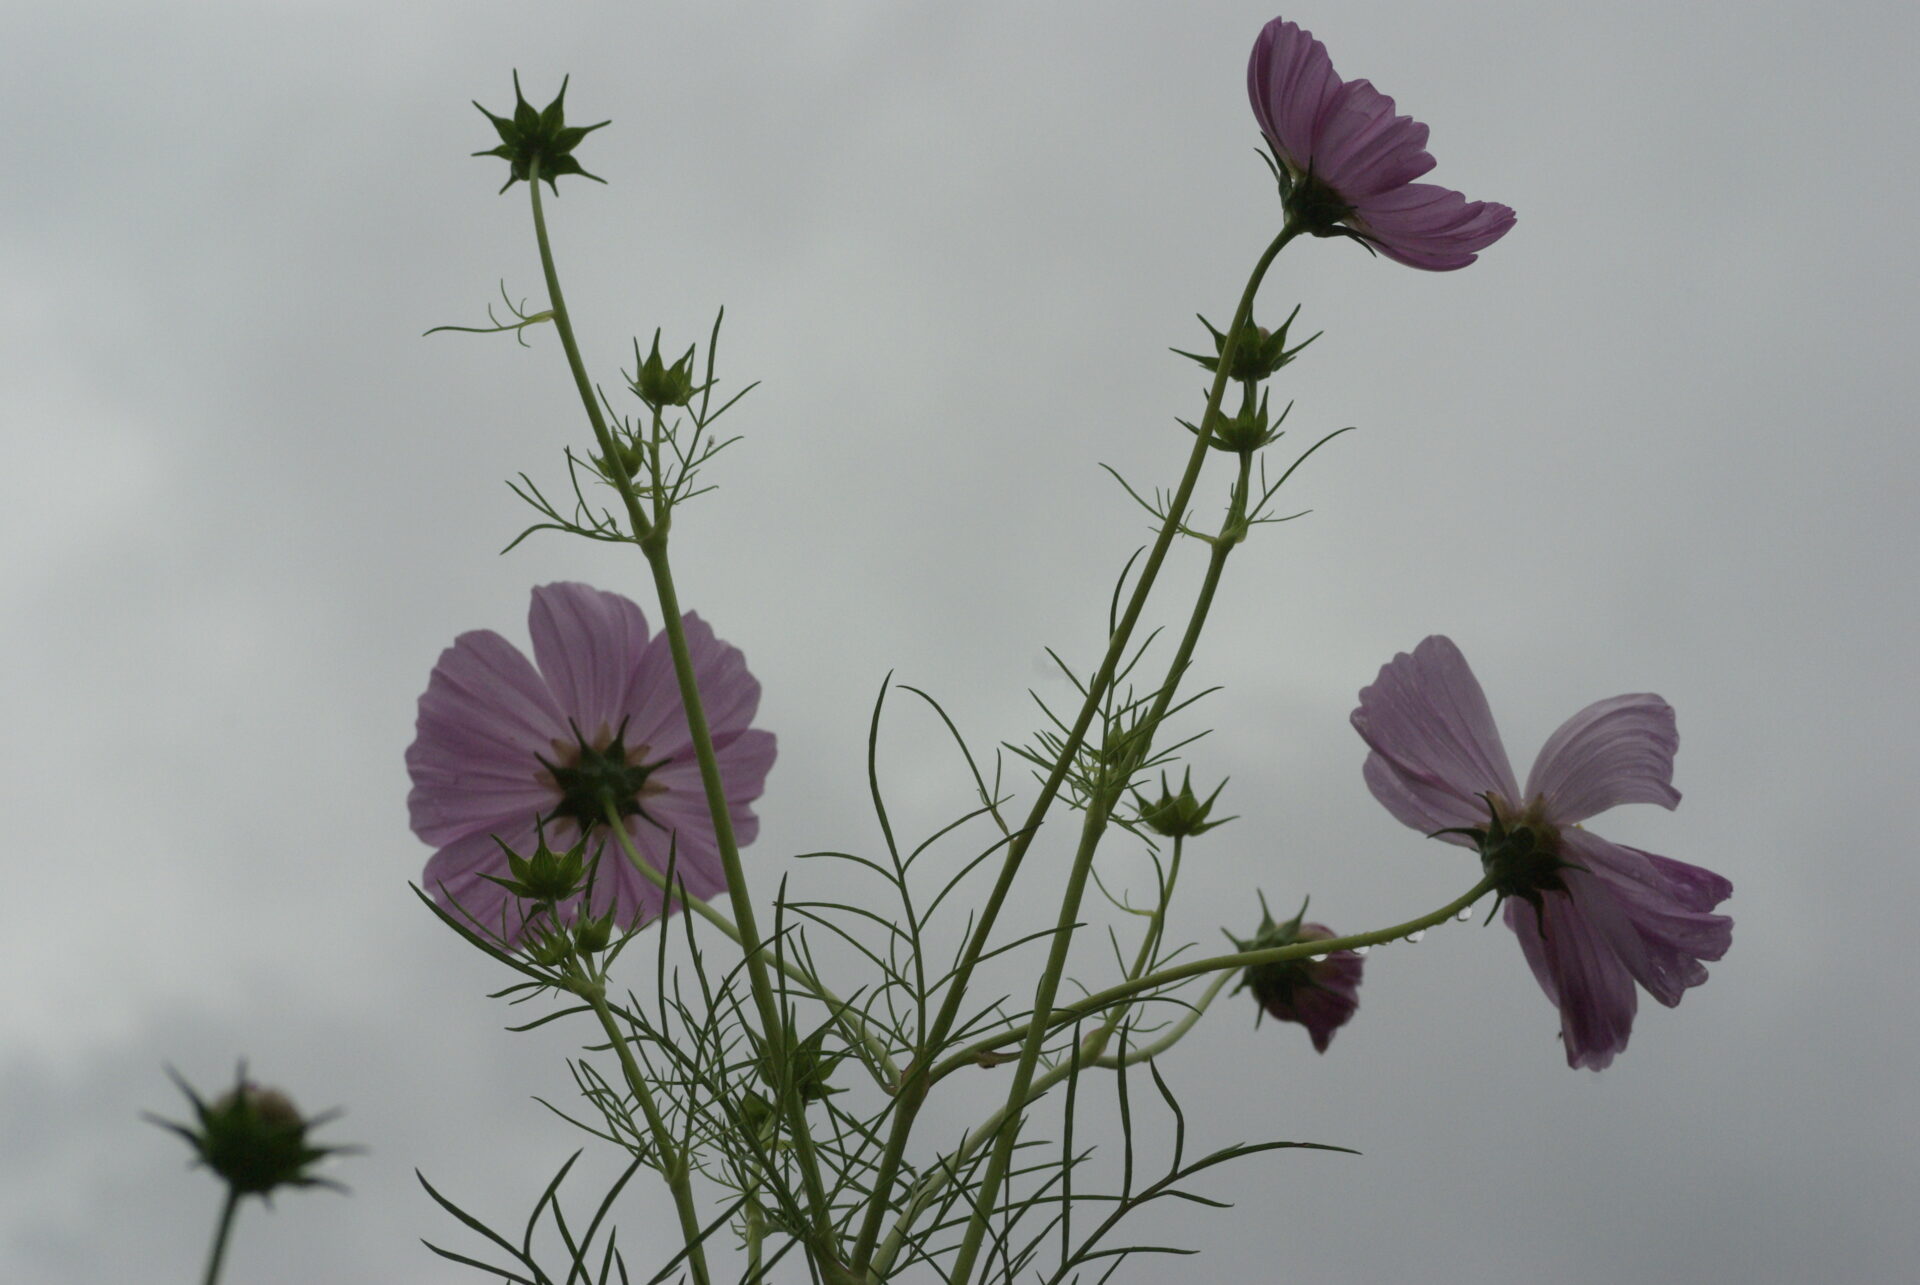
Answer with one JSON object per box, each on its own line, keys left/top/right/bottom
{"left": 627, "top": 331, "right": 700, "bottom": 410}
{"left": 1229, "top": 896, "right": 1365, "bottom": 1053}
{"left": 524, "top": 923, "right": 574, "bottom": 966}
{"left": 1186, "top": 389, "right": 1288, "bottom": 455}
{"left": 480, "top": 829, "right": 589, "bottom": 904}
{"left": 1132, "top": 769, "right": 1231, "bottom": 838}
{"left": 1170, "top": 305, "right": 1318, "bottom": 384}
{"left": 472, "top": 73, "right": 609, "bottom": 194}
{"left": 572, "top": 907, "right": 616, "bottom": 955}
{"left": 148, "top": 1067, "right": 352, "bottom": 1200}
{"left": 751, "top": 1020, "right": 842, "bottom": 1104}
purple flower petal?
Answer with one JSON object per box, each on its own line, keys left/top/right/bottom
{"left": 1361, "top": 750, "right": 1483, "bottom": 842}
{"left": 1246, "top": 16, "right": 1514, "bottom": 271}
{"left": 624, "top": 613, "right": 763, "bottom": 759}
{"left": 1312, "top": 79, "right": 1435, "bottom": 201}
{"left": 1525, "top": 693, "right": 1681, "bottom": 824}
{"left": 1505, "top": 884, "right": 1639, "bottom": 1070}
{"left": 1564, "top": 831, "right": 1732, "bottom": 1007}
{"left": 1351, "top": 635, "right": 1520, "bottom": 829}
{"left": 528, "top": 582, "right": 652, "bottom": 744}
{"left": 407, "top": 629, "right": 567, "bottom": 846}
{"left": 1349, "top": 183, "right": 1517, "bottom": 271}
{"left": 1353, "top": 636, "right": 1731, "bottom": 1069}
{"left": 423, "top": 822, "right": 540, "bottom": 941}
{"left": 1246, "top": 18, "right": 1342, "bottom": 175}
{"left": 405, "top": 584, "right": 776, "bottom": 945}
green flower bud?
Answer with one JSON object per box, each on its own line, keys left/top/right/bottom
{"left": 738, "top": 1090, "right": 782, "bottom": 1148}
{"left": 479, "top": 829, "right": 589, "bottom": 904}
{"left": 751, "top": 1020, "right": 842, "bottom": 1104}
{"left": 1170, "top": 304, "right": 1319, "bottom": 384}
{"left": 593, "top": 439, "right": 645, "bottom": 483}
{"left": 1184, "top": 389, "right": 1290, "bottom": 455}
{"left": 148, "top": 1067, "right": 353, "bottom": 1200}
{"left": 627, "top": 330, "right": 701, "bottom": 410}
{"left": 525, "top": 923, "right": 574, "bottom": 966}
{"left": 472, "top": 73, "right": 609, "bottom": 194}
{"left": 572, "top": 908, "right": 616, "bottom": 955}
{"left": 1132, "top": 769, "right": 1232, "bottom": 838}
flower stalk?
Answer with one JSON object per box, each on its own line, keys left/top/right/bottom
{"left": 525, "top": 161, "right": 841, "bottom": 1265}
{"left": 846, "top": 221, "right": 1300, "bottom": 1278}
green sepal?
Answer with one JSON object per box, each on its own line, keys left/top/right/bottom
{"left": 472, "top": 72, "right": 609, "bottom": 194}
{"left": 1131, "top": 768, "right": 1234, "bottom": 838}
{"left": 146, "top": 1065, "right": 354, "bottom": 1201}
{"left": 1171, "top": 304, "right": 1319, "bottom": 384}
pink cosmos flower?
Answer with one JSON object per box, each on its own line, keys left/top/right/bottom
{"left": 1351, "top": 637, "right": 1731, "bottom": 1069}
{"left": 1247, "top": 17, "right": 1515, "bottom": 270}
{"left": 407, "top": 582, "right": 775, "bottom": 946}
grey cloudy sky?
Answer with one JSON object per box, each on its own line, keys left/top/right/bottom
{"left": 3, "top": 1, "right": 1916, "bottom": 1281}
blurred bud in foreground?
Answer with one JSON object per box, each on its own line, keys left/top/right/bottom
{"left": 148, "top": 1065, "right": 355, "bottom": 1201}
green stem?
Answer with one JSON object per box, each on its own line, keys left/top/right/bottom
{"left": 601, "top": 800, "right": 902, "bottom": 1085}
{"left": 526, "top": 169, "right": 651, "bottom": 541}
{"left": 867, "top": 836, "right": 1193, "bottom": 1277}
{"left": 934, "top": 876, "right": 1499, "bottom": 1080}
{"left": 579, "top": 977, "right": 714, "bottom": 1285}
{"left": 526, "top": 163, "right": 839, "bottom": 1266}
{"left": 1091, "top": 968, "right": 1232, "bottom": 1070}
{"left": 946, "top": 418, "right": 1261, "bottom": 1284}
{"left": 847, "top": 222, "right": 1299, "bottom": 1279}
{"left": 201, "top": 1188, "right": 241, "bottom": 1285}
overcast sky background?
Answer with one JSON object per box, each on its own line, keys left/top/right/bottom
{"left": 4, "top": 1, "right": 1916, "bottom": 1281}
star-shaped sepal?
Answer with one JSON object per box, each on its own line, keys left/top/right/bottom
{"left": 472, "top": 72, "right": 610, "bottom": 194}
{"left": 146, "top": 1065, "right": 356, "bottom": 1202}
{"left": 1431, "top": 794, "right": 1588, "bottom": 934}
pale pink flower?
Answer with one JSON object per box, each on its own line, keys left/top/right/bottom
{"left": 1248, "top": 17, "right": 1515, "bottom": 269}
{"left": 407, "top": 582, "right": 774, "bottom": 945}
{"left": 1352, "top": 637, "right": 1730, "bottom": 1069}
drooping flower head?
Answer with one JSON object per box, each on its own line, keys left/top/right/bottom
{"left": 406, "top": 582, "right": 775, "bottom": 947}
{"left": 1230, "top": 897, "right": 1365, "bottom": 1053}
{"left": 1247, "top": 17, "right": 1515, "bottom": 270}
{"left": 1351, "top": 637, "right": 1732, "bottom": 1069}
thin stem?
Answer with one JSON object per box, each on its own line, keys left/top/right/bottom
{"left": 934, "top": 876, "right": 1499, "bottom": 1079}
{"left": 946, "top": 410, "right": 1261, "bottom": 1284}
{"left": 637, "top": 542, "right": 841, "bottom": 1252}
{"left": 527, "top": 164, "right": 839, "bottom": 1267}
{"left": 866, "top": 835, "right": 1194, "bottom": 1277}
{"left": 1091, "top": 968, "right": 1232, "bottom": 1070}
{"left": 578, "top": 977, "right": 714, "bottom": 1285}
{"left": 526, "top": 169, "right": 652, "bottom": 542}
{"left": 745, "top": 1193, "right": 765, "bottom": 1280}
{"left": 201, "top": 1188, "right": 241, "bottom": 1285}
{"left": 600, "top": 801, "right": 902, "bottom": 1085}
{"left": 848, "top": 222, "right": 1300, "bottom": 1279}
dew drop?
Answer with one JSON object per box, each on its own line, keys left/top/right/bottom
{"left": 1456, "top": 908, "right": 1473, "bottom": 921}
{"left": 1406, "top": 930, "right": 1426, "bottom": 944}
{"left": 1354, "top": 945, "right": 1372, "bottom": 956}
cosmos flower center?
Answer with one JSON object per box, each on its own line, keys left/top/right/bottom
{"left": 1286, "top": 170, "right": 1358, "bottom": 238}
{"left": 538, "top": 719, "right": 669, "bottom": 833}
{"left": 1477, "top": 793, "right": 1577, "bottom": 925}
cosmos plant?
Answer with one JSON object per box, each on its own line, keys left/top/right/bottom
{"left": 154, "top": 14, "right": 1729, "bottom": 1285}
